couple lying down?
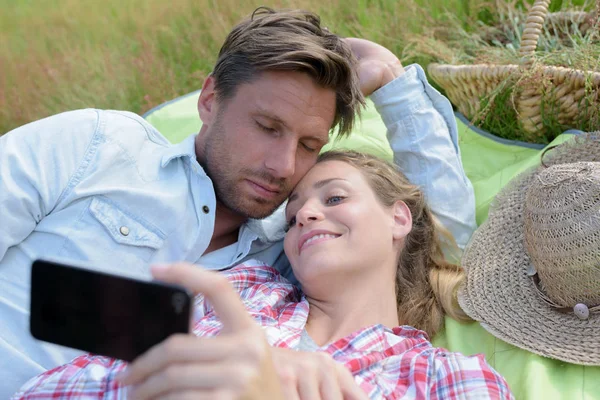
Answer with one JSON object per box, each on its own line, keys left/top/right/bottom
{"left": 13, "top": 150, "right": 512, "bottom": 399}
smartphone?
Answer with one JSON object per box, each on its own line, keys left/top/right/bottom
{"left": 30, "top": 259, "right": 192, "bottom": 362}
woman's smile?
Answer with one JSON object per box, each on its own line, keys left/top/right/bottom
{"left": 298, "top": 230, "right": 341, "bottom": 253}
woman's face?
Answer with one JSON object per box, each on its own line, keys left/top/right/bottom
{"left": 283, "top": 160, "right": 410, "bottom": 291}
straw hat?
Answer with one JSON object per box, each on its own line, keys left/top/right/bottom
{"left": 458, "top": 131, "right": 600, "bottom": 366}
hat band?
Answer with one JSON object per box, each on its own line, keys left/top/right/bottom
{"left": 531, "top": 273, "right": 600, "bottom": 319}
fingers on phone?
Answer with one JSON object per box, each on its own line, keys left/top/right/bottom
{"left": 151, "top": 263, "right": 254, "bottom": 332}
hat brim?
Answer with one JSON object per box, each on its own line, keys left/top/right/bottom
{"left": 458, "top": 133, "right": 600, "bottom": 366}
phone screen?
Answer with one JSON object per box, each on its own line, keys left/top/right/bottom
{"left": 30, "top": 259, "right": 191, "bottom": 362}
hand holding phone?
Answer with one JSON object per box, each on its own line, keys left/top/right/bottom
{"left": 30, "top": 259, "right": 192, "bottom": 362}
{"left": 117, "top": 262, "right": 286, "bottom": 400}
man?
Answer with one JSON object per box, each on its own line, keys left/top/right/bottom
{"left": 0, "top": 7, "right": 475, "bottom": 397}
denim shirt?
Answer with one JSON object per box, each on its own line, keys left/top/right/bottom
{"left": 0, "top": 64, "right": 475, "bottom": 397}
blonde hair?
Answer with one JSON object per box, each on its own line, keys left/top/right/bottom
{"left": 212, "top": 7, "right": 364, "bottom": 137}
{"left": 317, "top": 150, "right": 471, "bottom": 337}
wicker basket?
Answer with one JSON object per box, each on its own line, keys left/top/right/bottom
{"left": 428, "top": 0, "right": 600, "bottom": 142}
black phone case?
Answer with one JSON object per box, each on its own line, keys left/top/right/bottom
{"left": 30, "top": 259, "right": 191, "bottom": 362}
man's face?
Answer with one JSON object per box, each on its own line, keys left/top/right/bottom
{"left": 196, "top": 70, "right": 336, "bottom": 219}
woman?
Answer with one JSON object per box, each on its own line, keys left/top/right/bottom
{"left": 13, "top": 151, "right": 512, "bottom": 399}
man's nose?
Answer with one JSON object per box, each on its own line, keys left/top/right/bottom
{"left": 265, "top": 140, "right": 296, "bottom": 179}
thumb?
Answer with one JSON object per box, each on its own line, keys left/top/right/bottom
{"left": 335, "top": 363, "right": 368, "bottom": 400}
{"left": 151, "top": 262, "right": 255, "bottom": 333}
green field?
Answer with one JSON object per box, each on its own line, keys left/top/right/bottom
{"left": 0, "top": 0, "right": 477, "bottom": 134}
{"left": 0, "top": 0, "right": 587, "bottom": 135}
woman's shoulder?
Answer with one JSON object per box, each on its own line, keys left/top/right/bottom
{"left": 377, "top": 326, "right": 514, "bottom": 399}
{"left": 343, "top": 325, "right": 512, "bottom": 399}
{"left": 386, "top": 326, "right": 501, "bottom": 372}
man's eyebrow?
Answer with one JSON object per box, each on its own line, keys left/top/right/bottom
{"left": 288, "top": 178, "right": 347, "bottom": 204}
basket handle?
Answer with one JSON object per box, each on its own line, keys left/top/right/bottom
{"left": 519, "top": 0, "right": 600, "bottom": 65}
{"left": 519, "top": 0, "right": 552, "bottom": 64}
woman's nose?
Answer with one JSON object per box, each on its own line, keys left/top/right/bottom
{"left": 296, "top": 201, "right": 324, "bottom": 226}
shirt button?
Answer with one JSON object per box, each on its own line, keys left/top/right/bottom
{"left": 119, "top": 226, "right": 130, "bottom": 236}
{"left": 202, "top": 205, "right": 210, "bottom": 214}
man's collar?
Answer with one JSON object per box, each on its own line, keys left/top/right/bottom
{"left": 161, "top": 134, "right": 198, "bottom": 168}
{"left": 244, "top": 202, "right": 288, "bottom": 243}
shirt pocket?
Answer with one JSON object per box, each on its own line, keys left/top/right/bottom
{"left": 59, "top": 196, "right": 166, "bottom": 274}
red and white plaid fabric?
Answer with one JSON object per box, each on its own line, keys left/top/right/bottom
{"left": 13, "top": 260, "right": 513, "bottom": 399}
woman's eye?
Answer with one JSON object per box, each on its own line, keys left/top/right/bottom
{"left": 284, "top": 216, "right": 297, "bottom": 232}
{"left": 326, "top": 196, "right": 345, "bottom": 205}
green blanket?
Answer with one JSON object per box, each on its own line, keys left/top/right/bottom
{"left": 144, "top": 93, "right": 600, "bottom": 400}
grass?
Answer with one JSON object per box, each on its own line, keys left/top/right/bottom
{"left": 2, "top": 0, "right": 597, "bottom": 143}
{"left": 0, "top": 0, "right": 473, "bottom": 135}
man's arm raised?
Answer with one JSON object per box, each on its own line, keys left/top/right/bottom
{"left": 346, "top": 38, "right": 477, "bottom": 250}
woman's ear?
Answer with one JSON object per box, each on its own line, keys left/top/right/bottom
{"left": 197, "top": 75, "right": 217, "bottom": 125}
{"left": 392, "top": 200, "right": 412, "bottom": 240}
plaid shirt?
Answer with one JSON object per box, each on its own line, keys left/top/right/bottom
{"left": 13, "top": 261, "right": 512, "bottom": 399}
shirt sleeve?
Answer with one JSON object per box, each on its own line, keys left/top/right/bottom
{"left": 11, "top": 355, "right": 127, "bottom": 399}
{"left": 370, "top": 65, "right": 477, "bottom": 250}
{"left": 0, "top": 109, "right": 100, "bottom": 260}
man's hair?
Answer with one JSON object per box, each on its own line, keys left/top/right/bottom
{"left": 317, "top": 150, "right": 472, "bottom": 337}
{"left": 212, "top": 7, "right": 365, "bottom": 137}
